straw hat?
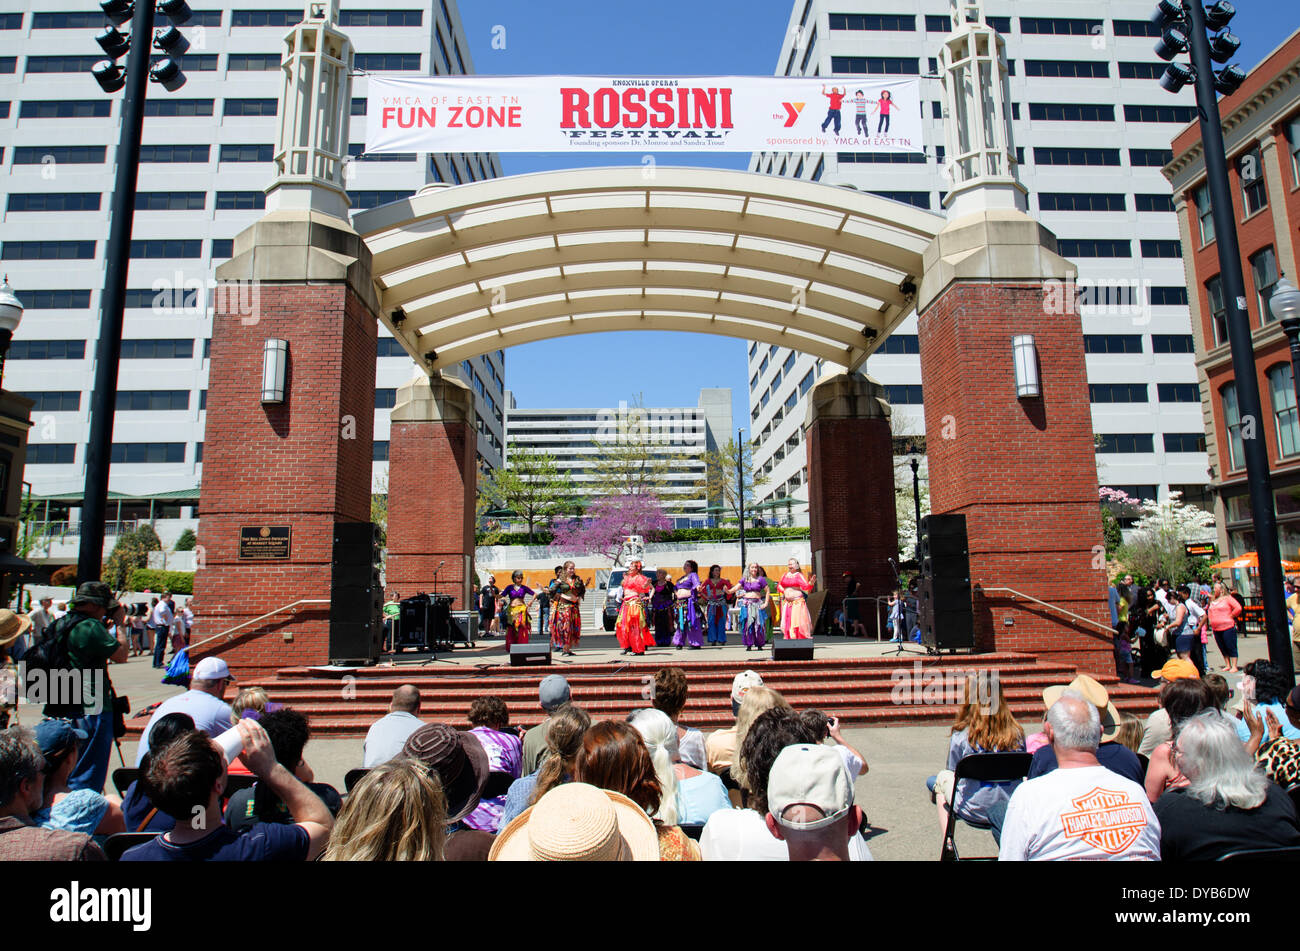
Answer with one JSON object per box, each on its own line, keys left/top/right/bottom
{"left": 0, "top": 609, "right": 32, "bottom": 649}
{"left": 1042, "top": 675, "right": 1121, "bottom": 741}
{"left": 489, "top": 783, "right": 659, "bottom": 861}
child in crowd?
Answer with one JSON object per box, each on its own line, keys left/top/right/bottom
{"left": 1114, "top": 622, "right": 1138, "bottom": 684}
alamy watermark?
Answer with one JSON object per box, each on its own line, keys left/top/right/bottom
{"left": 890, "top": 664, "right": 1001, "bottom": 713}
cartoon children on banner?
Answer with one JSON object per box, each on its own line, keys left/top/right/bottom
{"left": 824, "top": 87, "right": 895, "bottom": 141}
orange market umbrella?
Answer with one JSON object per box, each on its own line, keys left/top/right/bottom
{"left": 1207, "top": 552, "right": 1300, "bottom": 572}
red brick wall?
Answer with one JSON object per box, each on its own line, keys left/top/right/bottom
{"left": 807, "top": 414, "right": 898, "bottom": 622}
{"left": 918, "top": 281, "right": 1113, "bottom": 675}
{"left": 385, "top": 417, "right": 476, "bottom": 610}
{"left": 191, "top": 283, "right": 377, "bottom": 679}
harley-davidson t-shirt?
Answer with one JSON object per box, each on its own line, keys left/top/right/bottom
{"left": 998, "top": 765, "right": 1160, "bottom": 861}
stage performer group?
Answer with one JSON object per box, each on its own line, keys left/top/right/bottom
{"left": 548, "top": 560, "right": 586, "bottom": 657}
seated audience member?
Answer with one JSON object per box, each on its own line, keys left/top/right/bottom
{"left": 1202, "top": 673, "right": 1231, "bottom": 712}
{"left": 502, "top": 703, "right": 590, "bottom": 827}
{"left": 34, "top": 719, "right": 125, "bottom": 837}
{"left": 1233, "top": 660, "right": 1300, "bottom": 745}
{"left": 134, "top": 657, "right": 237, "bottom": 766}
{"left": 489, "top": 782, "right": 659, "bottom": 862}
{"left": 462, "top": 695, "right": 523, "bottom": 834}
{"left": 122, "top": 712, "right": 195, "bottom": 833}
{"left": 520, "top": 675, "right": 572, "bottom": 775}
{"left": 1139, "top": 661, "right": 1207, "bottom": 756}
{"left": 1113, "top": 713, "right": 1145, "bottom": 755}
{"left": 322, "top": 758, "right": 447, "bottom": 861}
{"left": 705, "top": 670, "right": 764, "bottom": 775}
{"left": 701, "top": 708, "right": 874, "bottom": 861}
{"left": 1244, "top": 686, "right": 1300, "bottom": 788}
{"left": 226, "top": 687, "right": 276, "bottom": 776}
{"left": 224, "top": 709, "right": 342, "bottom": 831}
{"left": 629, "top": 708, "right": 729, "bottom": 825}
{"left": 1144, "top": 679, "right": 1218, "bottom": 803}
{"left": 927, "top": 676, "right": 1024, "bottom": 843}
{"left": 723, "top": 686, "right": 792, "bottom": 793}
{"left": 0, "top": 728, "right": 105, "bottom": 861}
{"left": 998, "top": 691, "right": 1160, "bottom": 861}
{"left": 402, "top": 723, "right": 494, "bottom": 861}
{"left": 573, "top": 720, "right": 700, "bottom": 860}
{"left": 1028, "top": 676, "right": 1142, "bottom": 784}
{"left": 764, "top": 743, "right": 866, "bottom": 862}
{"left": 362, "top": 684, "right": 424, "bottom": 768}
{"left": 122, "top": 719, "right": 333, "bottom": 861}
{"left": 1155, "top": 710, "right": 1300, "bottom": 861}
{"left": 652, "top": 667, "right": 707, "bottom": 770}
{"left": 798, "top": 709, "right": 868, "bottom": 782}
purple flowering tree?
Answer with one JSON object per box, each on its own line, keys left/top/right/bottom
{"left": 550, "top": 494, "right": 672, "bottom": 565}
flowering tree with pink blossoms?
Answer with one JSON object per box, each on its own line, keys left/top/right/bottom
{"left": 550, "top": 494, "right": 672, "bottom": 566}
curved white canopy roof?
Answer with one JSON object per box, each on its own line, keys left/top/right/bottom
{"left": 352, "top": 166, "right": 943, "bottom": 373}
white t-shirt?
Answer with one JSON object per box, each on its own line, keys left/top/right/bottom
{"left": 150, "top": 601, "right": 174, "bottom": 627}
{"left": 699, "top": 808, "right": 874, "bottom": 861}
{"left": 998, "top": 765, "right": 1160, "bottom": 861}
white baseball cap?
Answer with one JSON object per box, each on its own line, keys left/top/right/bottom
{"left": 731, "top": 670, "right": 764, "bottom": 705}
{"left": 193, "top": 657, "right": 235, "bottom": 682}
{"left": 767, "top": 744, "right": 854, "bottom": 831}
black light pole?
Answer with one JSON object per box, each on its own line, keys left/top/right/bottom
{"left": 909, "top": 456, "right": 922, "bottom": 546}
{"left": 1154, "top": 0, "right": 1290, "bottom": 678}
{"left": 737, "top": 429, "right": 747, "bottom": 571}
{"left": 78, "top": 0, "right": 188, "bottom": 584}
{"left": 1273, "top": 279, "right": 1300, "bottom": 421}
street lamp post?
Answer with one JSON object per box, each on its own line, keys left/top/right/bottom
{"left": 909, "top": 456, "right": 922, "bottom": 558}
{"left": 1273, "top": 278, "right": 1300, "bottom": 428}
{"left": 1152, "top": 0, "right": 1291, "bottom": 678}
{"left": 737, "top": 428, "right": 747, "bottom": 572}
{"left": 0, "top": 278, "right": 24, "bottom": 388}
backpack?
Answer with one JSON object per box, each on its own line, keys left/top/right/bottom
{"left": 21, "top": 612, "right": 78, "bottom": 675}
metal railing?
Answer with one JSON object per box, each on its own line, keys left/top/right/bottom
{"left": 837, "top": 596, "right": 894, "bottom": 641}
{"left": 977, "top": 586, "right": 1116, "bottom": 638}
{"left": 189, "top": 599, "right": 331, "bottom": 652}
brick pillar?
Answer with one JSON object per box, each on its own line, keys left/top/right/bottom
{"left": 385, "top": 372, "right": 476, "bottom": 611}
{"left": 191, "top": 211, "right": 378, "bottom": 679}
{"left": 916, "top": 209, "right": 1111, "bottom": 674}
{"left": 806, "top": 372, "right": 898, "bottom": 624}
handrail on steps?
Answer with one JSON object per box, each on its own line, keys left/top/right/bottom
{"left": 189, "top": 599, "right": 331, "bottom": 652}
{"left": 977, "top": 586, "right": 1115, "bottom": 638}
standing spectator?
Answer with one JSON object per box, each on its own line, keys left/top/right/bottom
{"left": 998, "top": 692, "right": 1160, "bottom": 861}
{"left": 1177, "top": 584, "right": 1208, "bottom": 675}
{"left": 764, "top": 743, "right": 865, "bottom": 861}
{"left": 122, "top": 720, "right": 333, "bottom": 861}
{"left": 536, "top": 573, "right": 552, "bottom": 638}
{"left": 362, "top": 684, "right": 424, "bottom": 768}
{"left": 1108, "top": 579, "right": 1121, "bottom": 629}
{"left": 322, "top": 758, "right": 447, "bottom": 861}
{"left": 33, "top": 719, "right": 125, "bottom": 837}
{"left": 1206, "top": 581, "right": 1243, "bottom": 673}
{"left": 42, "top": 582, "right": 126, "bottom": 794}
{"left": 0, "top": 728, "right": 104, "bottom": 861}
{"left": 150, "top": 593, "right": 174, "bottom": 669}
{"left": 520, "top": 675, "right": 571, "bottom": 775}
{"left": 652, "top": 666, "right": 707, "bottom": 770}
{"left": 1155, "top": 710, "right": 1300, "bottom": 861}
{"left": 134, "top": 657, "right": 236, "bottom": 766}
{"left": 462, "top": 696, "right": 523, "bottom": 833}
{"left": 1132, "top": 586, "right": 1165, "bottom": 679}
{"left": 502, "top": 702, "right": 590, "bottom": 827}
{"left": 18, "top": 597, "right": 54, "bottom": 662}
{"left": 477, "top": 576, "right": 500, "bottom": 637}
{"left": 128, "top": 604, "right": 148, "bottom": 658}
{"left": 224, "top": 709, "right": 343, "bottom": 830}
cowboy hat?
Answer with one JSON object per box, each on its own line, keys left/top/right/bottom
{"left": 1043, "top": 675, "right": 1121, "bottom": 741}
{"left": 0, "top": 609, "right": 32, "bottom": 648}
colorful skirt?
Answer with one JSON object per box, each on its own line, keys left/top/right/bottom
{"left": 551, "top": 600, "right": 581, "bottom": 650}
{"left": 781, "top": 596, "right": 812, "bottom": 639}
{"left": 739, "top": 600, "right": 768, "bottom": 648}
{"left": 672, "top": 598, "right": 704, "bottom": 647}
{"left": 506, "top": 603, "right": 531, "bottom": 646}
{"left": 617, "top": 599, "right": 650, "bottom": 654}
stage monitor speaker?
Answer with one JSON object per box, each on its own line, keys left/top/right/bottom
{"left": 771, "top": 639, "right": 815, "bottom": 661}
{"left": 329, "top": 621, "right": 381, "bottom": 666}
{"left": 449, "top": 610, "right": 477, "bottom": 646}
{"left": 510, "top": 643, "right": 552, "bottom": 666}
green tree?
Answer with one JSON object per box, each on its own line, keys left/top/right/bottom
{"left": 1116, "top": 492, "right": 1216, "bottom": 583}
{"left": 482, "top": 444, "right": 575, "bottom": 543}
{"left": 586, "top": 397, "right": 687, "bottom": 501}
{"left": 174, "top": 528, "right": 197, "bottom": 552}
{"left": 16, "top": 494, "right": 53, "bottom": 560}
{"left": 703, "top": 436, "right": 768, "bottom": 524}
{"left": 371, "top": 469, "right": 388, "bottom": 551}
{"left": 103, "top": 526, "right": 162, "bottom": 592}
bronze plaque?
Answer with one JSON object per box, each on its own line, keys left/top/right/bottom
{"left": 239, "top": 525, "right": 291, "bottom": 559}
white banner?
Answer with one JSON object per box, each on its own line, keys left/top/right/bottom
{"left": 364, "top": 75, "right": 923, "bottom": 154}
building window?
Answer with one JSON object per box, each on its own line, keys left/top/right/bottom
{"left": 837, "top": 151, "right": 926, "bottom": 164}
{"left": 20, "top": 100, "right": 111, "bottom": 119}
{"left": 1140, "top": 240, "right": 1183, "bottom": 258}
{"left": 227, "top": 53, "right": 281, "bottom": 71}
{"left": 1151, "top": 334, "right": 1195, "bottom": 354}
{"left": 7, "top": 193, "right": 101, "bottom": 212}
{"left": 215, "top": 192, "right": 266, "bottom": 210}
{"left": 1157, "top": 383, "right": 1200, "bottom": 403}
{"left": 28, "top": 444, "right": 76, "bottom": 465}
{"left": 1028, "top": 103, "right": 1114, "bottom": 122}
{"left": 347, "top": 190, "right": 416, "bottom": 210}
{"left": 116, "top": 391, "right": 190, "bottom": 411}
{"left": 1113, "top": 19, "right": 1160, "bottom": 37}
{"left": 223, "top": 99, "right": 277, "bottom": 117}
{"left": 1038, "top": 193, "right": 1124, "bottom": 212}
{"left": 120, "top": 339, "right": 194, "bottom": 359}
{"left": 220, "top": 144, "right": 273, "bottom": 163}
{"left": 1130, "top": 148, "right": 1173, "bottom": 167}
{"left": 1020, "top": 17, "right": 1100, "bottom": 35}
{"left": 9, "top": 340, "right": 86, "bottom": 360}
{"left": 2, "top": 241, "right": 95, "bottom": 260}
{"left": 1288, "top": 114, "right": 1300, "bottom": 184}
{"left": 25, "top": 55, "right": 104, "bottom": 74}
{"left": 231, "top": 10, "right": 300, "bottom": 27}
{"left": 1163, "top": 433, "right": 1206, "bottom": 453}
{"left": 1193, "top": 185, "right": 1215, "bottom": 244}
{"left": 374, "top": 388, "right": 397, "bottom": 409}
{"left": 1023, "top": 60, "right": 1108, "bottom": 79}
{"left": 925, "top": 14, "right": 951, "bottom": 32}
{"left": 799, "top": 370, "right": 816, "bottom": 396}
{"left": 869, "top": 191, "right": 931, "bottom": 209}
{"left": 1033, "top": 147, "right": 1120, "bottom": 166}
{"left": 1083, "top": 334, "right": 1142, "bottom": 354}
{"left": 134, "top": 192, "right": 205, "bottom": 211}
{"left": 211, "top": 239, "right": 234, "bottom": 259}
{"left": 17, "top": 392, "right": 80, "bottom": 412}
{"left": 830, "top": 56, "right": 919, "bottom": 75}
{"left": 0, "top": 13, "right": 22, "bottom": 28}
{"left": 828, "top": 14, "right": 915, "bottom": 31}
{"left": 1238, "top": 147, "right": 1267, "bottom": 215}
{"left": 1221, "top": 383, "right": 1245, "bottom": 470}
{"left": 14, "top": 290, "right": 91, "bottom": 310}
{"left": 355, "top": 53, "right": 421, "bottom": 71}
{"left": 1118, "top": 62, "right": 1166, "bottom": 80}
{"left": 377, "top": 338, "right": 407, "bottom": 358}
{"left": 1148, "top": 286, "right": 1188, "bottom": 306}
{"left": 139, "top": 144, "right": 210, "bottom": 163}
{"left": 129, "top": 239, "right": 201, "bottom": 259}
{"left": 1206, "top": 276, "right": 1227, "bottom": 345}
{"left": 1057, "top": 239, "right": 1131, "bottom": 257}
{"left": 145, "top": 99, "right": 214, "bottom": 117}
{"left": 878, "top": 334, "right": 919, "bottom": 354}
{"left": 110, "top": 443, "right": 186, "bottom": 464}
{"left": 12, "top": 145, "right": 105, "bottom": 164}
{"left": 1089, "top": 384, "right": 1148, "bottom": 403}
{"left": 1095, "top": 434, "right": 1155, "bottom": 454}
{"left": 1123, "top": 104, "right": 1197, "bottom": 123}
{"left": 1268, "top": 364, "right": 1300, "bottom": 458}
{"left": 884, "top": 384, "right": 924, "bottom": 404}
{"left": 1250, "top": 247, "right": 1279, "bottom": 323}
{"left": 340, "top": 10, "right": 423, "bottom": 27}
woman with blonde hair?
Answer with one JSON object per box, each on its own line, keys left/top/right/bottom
{"left": 728, "top": 686, "right": 792, "bottom": 792}
{"left": 230, "top": 687, "right": 269, "bottom": 722}
{"left": 729, "top": 562, "right": 771, "bottom": 651}
{"left": 322, "top": 758, "right": 448, "bottom": 861}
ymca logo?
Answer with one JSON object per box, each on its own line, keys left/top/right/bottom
{"left": 1059, "top": 787, "right": 1148, "bottom": 854}
{"left": 776, "top": 102, "right": 805, "bottom": 127}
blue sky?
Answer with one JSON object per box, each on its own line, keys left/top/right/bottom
{"left": 454, "top": 1, "right": 1295, "bottom": 436}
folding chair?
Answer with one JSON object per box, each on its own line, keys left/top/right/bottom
{"left": 1218, "top": 846, "right": 1300, "bottom": 862}
{"left": 939, "top": 751, "right": 1033, "bottom": 862}
{"left": 1288, "top": 784, "right": 1300, "bottom": 816}
{"left": 105, "top": 832, "right": 159, "bottom": 861}
{"left": 1136, "top": 754, "right": 1149, "bottom": 783}
{"left": 482, "top": 771, "right": 516, "bottom": 800}
{"left": 222, "top": 773, "right": 257, "bottom": 797}
{"left": 679, "top": 822, "right": 706, "bottom": 841}
{"left": 111, "top": 767, "right": 141, "bottom": 798}
{"left": 344, "top": 767, "right": 371, "bottom": 793}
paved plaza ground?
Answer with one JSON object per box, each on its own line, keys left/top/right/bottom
{"left": 45, "top": 630, "right": 1274, "bottom": 862}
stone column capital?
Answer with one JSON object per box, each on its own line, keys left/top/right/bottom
{"left": 805, "top": 371, "right": 891, "bottom": 427}
{"left": 390, "top": 370, "right": 474, "bottom": 424}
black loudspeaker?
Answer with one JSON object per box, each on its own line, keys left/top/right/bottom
{"left": 397, "top": 594, "right": 430, "bottom": 649}
{"left": 771, "top": 639, "right": 815, "bottom": 661}
{"left": 330, "top": 521, "right": 382, "bottom": 665}
{"left": 917, "top": 514, "right": 974, "bottom": 651}
{"left": 449, "top": 610, "right": 477, "bottom": 646}
{"left": 509, "top": 643, "right": 552, "bottom": 666}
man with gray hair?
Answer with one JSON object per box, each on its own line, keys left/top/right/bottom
{"left": 0, "top": 728, "right": 105, "bottom": 860}
{"left": 999, "top": 690, "right": 1160, "bottom": 861}
{"left": 135, "top": 657, "right": 235, "bottom": 766}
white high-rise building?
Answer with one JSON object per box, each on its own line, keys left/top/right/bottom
{"left": 0, "top": 0, "right": 504, "bottom": 541}
{"left": 750, "top": 0, "right": 1211, "bottom": 516}
{"left": 504, "top": 389, "right": 733, "bottom": 525}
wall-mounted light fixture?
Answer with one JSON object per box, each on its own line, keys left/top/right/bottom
{"left": 261, "top": 338, "right": 288, "bottom": 403}
{"left": 1012, "top": 334, "right": 1040, "bottom": 399}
